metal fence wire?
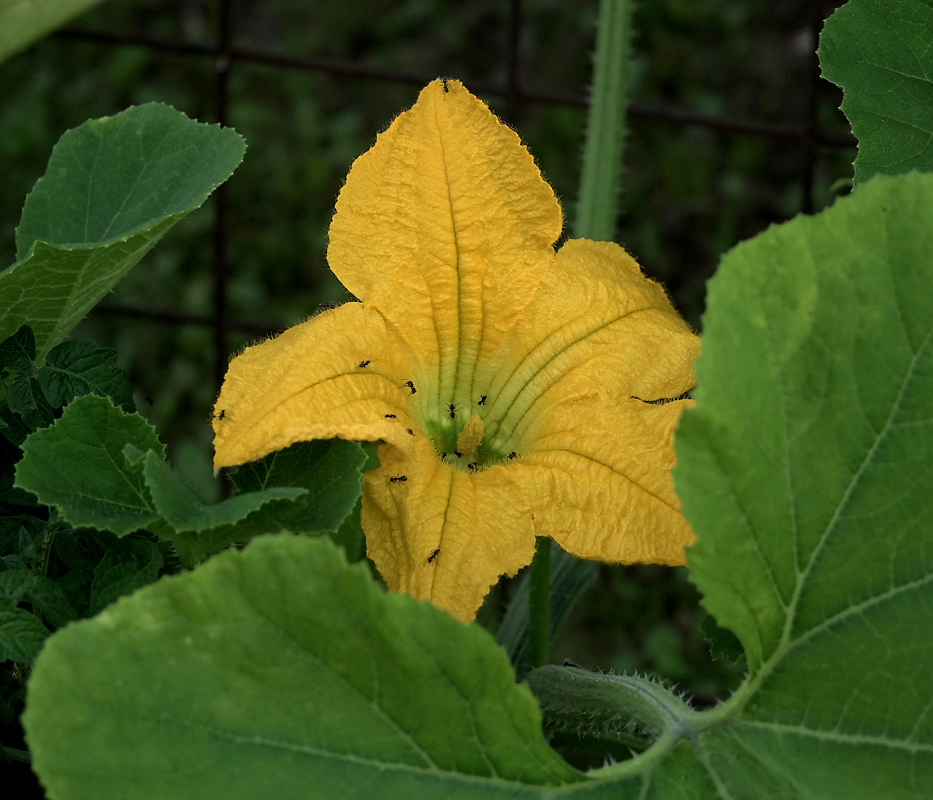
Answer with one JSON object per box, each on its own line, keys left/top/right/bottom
{"left": 51, "top": 0, "right": 855, "bottom": 396}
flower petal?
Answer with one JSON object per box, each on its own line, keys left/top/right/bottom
{"left": 213, "top": 303, "right": 415, "bottom": 468}
{"left": 327, "top": 79, "right": 562, "bottom": 425}
{"left": 480, "top": 238, "right": 700, "bottom": 565}
{"left": 517, "top": 399, "right": 695, "bottom": 565}
{"left": 362, "top": 439, "right": 537, "bottom": 622}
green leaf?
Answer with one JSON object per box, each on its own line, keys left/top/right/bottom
{"left": 820, "top": 0, "right": 933, "bottom": 184}
{"left": 88, "top": 537, "right": 163, "bottom": 617}
{"left": 700, "top": 615, "right": 745, "bottom": 664}
{"left": 0, "top": 103, "right": 246, "bottom": 362}
{"left": 140, "top": 449, "right": 307, "bottom": 563}
{"left": 14, "top": 395, "right": 163, "bottom": 536}
{"left": 0, "top": 597, "right": 49, "bottom": 663}
{"left": 25, "top": 575, "right": 79, "bottom": 628}
{"left": 143, "top": 451, "right": 305, "bottom": 536}
{"left": 230, "top": 439, "right": 366, "bottom": 534}
{"left": 38, "top": 339, "right": 134, "bottom": 412}
{"left": 0, "top": 568, "right": 34, "bottom": 602}
{"left": 24, "top": 535, "right": 583, "bottom": 799}
{"left": 0, "top": 324, "right": 35, "bottom": 376}
{"left": 671, "top": 172, "right": 933, "bottom": 797}
{"left": 0, "top": 0, "right": 106, "bottom": 65}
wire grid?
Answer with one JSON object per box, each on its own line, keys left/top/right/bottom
{"left": 53, "top": 0, "right": 855, "bottom": 395}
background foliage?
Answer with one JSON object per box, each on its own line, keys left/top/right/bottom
{"left": 0, "top": 0, "right": 864, "bottom": 794}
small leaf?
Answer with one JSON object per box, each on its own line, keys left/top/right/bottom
{"left": 700, "top": 614, "right": 745, "bottom": 664}
{"left": 26, "top": 576, "right": 79, "bottom": 629}
{"left": 142, "top": 450, "right": 305, "bottom": 535}
{"left": 230, "top": 439, "right": 366, "bottom": 534}
{"left": 6, "top": 375, "right": 38, "bottom": 416}
{"left": 24, "top": 535, "right": 583, "bottom": 799}
{"left": 0, "top": 104, "right": 246, "bottom": 362}
{"left": 88, "top": 538, "right": 163, "bottom": 617}
{"left": 0, "top": 568, "right": 35, "bottom": 603}
{"left": 0, "top": 598, "right": 49, "bottom": 663}
{"left": 0, "top": 324, "right": 36, "bottom": 375}
{"left": 14, "top": 395, "right": 163, "bottom": 536}
{"left": 38, "top": 339, "right": 134, "bottom": 412}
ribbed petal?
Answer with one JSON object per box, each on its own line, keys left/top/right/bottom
{"left": 213, "top": 303, "right": 415, "bottom": 467}
{"left": 481, "top": 238, "right": 700, "bottom": 565}
{"left": 362, "top": 438, "right": 537, "bottom": 622}
{"left": 327, "top": 79, "right": 562, "bottom": 425}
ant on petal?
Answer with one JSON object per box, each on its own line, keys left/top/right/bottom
{"left": 507, "top": 451, "right": 517, "bottom": 460}
{"left": 427, "top": 548, "right": 441, "bottom": 563}
{"left": 358, "top": 360, "right": 371, "bottom": 368}
{"left": 404, "top": 380, "right": 417, "bottom": 394}
{"left": 447, "top": 402, "right": 458, "bottom": 419}
{"left": 478, "top": 395, "right": 486, "bottom": 406}
{"left": 217, "top": 409, "right": 227, "bottom": 421}
{"left": 384, "top": 414, "right": 397, "bottom": 419}
{"left": 389, "top": 475, "right": 408, "bottom": 484}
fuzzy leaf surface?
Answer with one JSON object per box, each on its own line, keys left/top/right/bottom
{"left": 0, "top": 103, "right": 245, "bottom": 361}
{"left": 673, "top": 172, "right": 933, "bottom": 797}
{"left": 24, "top": 535, "right": 584, "bottom": 799}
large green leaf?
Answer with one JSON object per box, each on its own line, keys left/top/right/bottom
{"left": 23, "top": 534, "right": 584, "bottom": 799}
{"left": 820, "top": 0, "right": 933, "bottom": 184}
{"left": 670, "top": 172, "right": 933, "bottom": 797}
{"left": 0, "top": 0, "right": 105, "bottom": 64}
{"left": 0, "top": 103, "right": 245, "bottom": 362}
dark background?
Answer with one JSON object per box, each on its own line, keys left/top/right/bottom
{"left": 1, "top": 0, "right": 854, "bottom": 780}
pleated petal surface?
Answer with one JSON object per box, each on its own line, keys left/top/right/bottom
{"left": 213, "top": 303, "right": 415, "bottom": 467}
{"left": 362, "top": 439, "right": 537, "bottom": 623}
{"left": 481, "top": 238, "right": 700, "bottom": 565}
{"left": 327, "top": 78, "right": 563, "bottom": 425}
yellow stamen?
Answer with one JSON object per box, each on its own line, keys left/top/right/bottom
{"left": 456, "top": 414, "right": 485, "bottom": 456}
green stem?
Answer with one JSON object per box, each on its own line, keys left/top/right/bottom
{"left": 574, "top": 0, "right": 634, "bottom": 241}
{"left": 528, "top": 537, "right": 551, "bottom": 669}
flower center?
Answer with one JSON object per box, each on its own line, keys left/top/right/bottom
{"left": 456, "top": 415, "right": 484, "bottom": 456}
{"left": 421, "top": 400, "right": 515, "bottom": 471}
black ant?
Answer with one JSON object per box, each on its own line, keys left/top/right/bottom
{"left": 358, "top": 360, "right": 371, "bottom": 368}
{"left": 384, "top": 414, "right": 396, "bottom": 419}
{"left": 404, "top": 380, "right": 417, "bottom": 394}
{"left": 507, "top": 451, "right": 517, "bottom": 460}
{"left": 442, "top": 79, "right": 449, "bottom": 93}
{"left": 427, "top": 548, "right": 440, "bottom": 563}
{"left": 389, "top": 475, "right": 407, "bottom": 484}
{"left": 407, "top": 428, "right": 414, "bottom": 436}
{"left": 467, "top": 464, "right": 477, "bottom": 472}
{"left": 217, "top": 409, "right": 227, "bottom": 421}
{"left": 478, "top": 395, "right": 486, "bottom": 406}
{"left": 454, "top": 451, "right": 462, "bottom": 458}
{"left": 318, "top": 302, "right": 336, "bottom": 312}
{"left": 447, "top": 402, "right": 458, "bottom": 418}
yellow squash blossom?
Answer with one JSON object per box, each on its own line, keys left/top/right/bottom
{"left": 213, "top": 79, "right": 700, "bottom": 622}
